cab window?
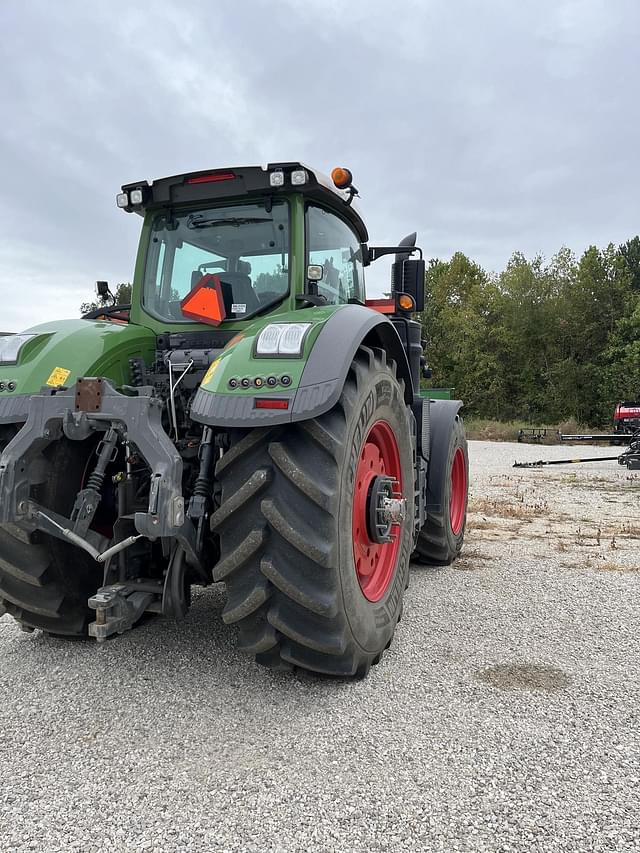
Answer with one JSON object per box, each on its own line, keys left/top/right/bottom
{"left": 306, "top": 206, "right": 365, "bottom": 304}
{"left": 143, "top": 199, "right": 289, "bottom": 323}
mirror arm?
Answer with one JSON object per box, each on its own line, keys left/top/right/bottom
{"left": 296, "top": 294, "right": 327, "bottom": 307}
{"left": 363, "top": 245, "right": 423, "bottom": 265}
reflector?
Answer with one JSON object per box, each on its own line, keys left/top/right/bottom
{"left": 180, "top": 275, "right": 227, "bottom": 326}
{"left": 255, "top": 398, "right": 290, "bottom": 410}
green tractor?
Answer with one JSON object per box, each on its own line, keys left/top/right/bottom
{"left": 0, "top": 163, "right": 468, "bottom": 677}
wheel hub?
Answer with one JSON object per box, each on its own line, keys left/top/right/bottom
{"left": 367, "top": 475, "right": 406, "bottom": 543}
{"left": 352, "top": 420, "right": 405, "bottom": 602}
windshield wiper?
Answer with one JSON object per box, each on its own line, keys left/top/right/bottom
{"left": 187, "top": 215, "right": 273, "bottom": 229}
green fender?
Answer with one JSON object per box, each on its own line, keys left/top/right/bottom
{"left": 190, "top": 304, "right": 414, "bottom": 427}
{"left": 0, "top": 319, "right": 155, "bottom": 422}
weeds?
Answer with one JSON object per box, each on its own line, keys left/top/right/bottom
{"left": 595, "top": 560, "right": 640, "bottom": 573}
{"left": 469, "top": 497, "right": 548, "bottom": 519}
{"left": 465, "top": 418, "right": 601, "bottom": 444}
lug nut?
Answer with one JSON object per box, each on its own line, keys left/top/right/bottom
{"left": 280, "top": 375, "right": 292, "bottom": 387}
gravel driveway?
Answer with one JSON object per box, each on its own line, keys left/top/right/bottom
{"left": 1, "top": 439, "right": 639, "bottom": 852}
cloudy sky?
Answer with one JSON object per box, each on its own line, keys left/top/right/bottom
{"left": 1, "top": 0, "right": 639, "bottom": 330}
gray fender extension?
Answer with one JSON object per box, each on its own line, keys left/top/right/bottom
{"left": 0, "top": 394, "right": 30, "bottom": 425}
{"left": 426, "top": 399, "right": 463, "bottom": 513}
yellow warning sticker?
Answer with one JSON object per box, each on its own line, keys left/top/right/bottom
{"left": 46, "top": 367, "right": 71, "bottom": 387}
{"left": 203, "top": 358, "right": 220, "bottom": 385}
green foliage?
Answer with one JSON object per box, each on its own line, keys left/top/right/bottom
{"left": 80, "top": 283, "right": 132, "bottom": 315}
{"left": 422, "top": 239, "right": 639, "bottom": 427}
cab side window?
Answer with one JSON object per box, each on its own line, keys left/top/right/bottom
{"left": 306, "top": 206, "right": 365, "bottom": 304}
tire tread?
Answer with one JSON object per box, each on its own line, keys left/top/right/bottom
{"left": 212, "top": 347, "right": 410, "bottom": 676}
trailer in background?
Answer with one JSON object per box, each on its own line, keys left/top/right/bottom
{"left": 420, "top": 387, "right": 453, "bottom": 400}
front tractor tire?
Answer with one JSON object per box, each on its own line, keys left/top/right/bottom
{"left": 211, "top": 347, "right": 415, "bottom": 677}
{"left": 0, "top": 433, "right": 105, "bottom": 636}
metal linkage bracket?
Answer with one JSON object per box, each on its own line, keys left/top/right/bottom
{"left": 0, "top": 378, "right": 203, "bottom": 576}
{"left": 88, "top": 584, "right": 155, "bottom": 642}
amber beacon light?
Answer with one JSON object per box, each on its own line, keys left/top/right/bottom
{"left": 331, "top": 167, "right": 353, "bottom": 189}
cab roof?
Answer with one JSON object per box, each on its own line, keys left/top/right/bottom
{"left": 120, "top": 162, "right": 369, "bottom": 242}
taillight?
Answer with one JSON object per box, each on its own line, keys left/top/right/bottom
{"left": 186, "top": 172, "right": 236, "bottom": 184}
{"left": 254, "top": 398, "right": 289, "bottom": 410}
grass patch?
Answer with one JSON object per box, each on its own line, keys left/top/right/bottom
{"left": 595, "top": 560, "right": 640, "bottom": 572}
{"left": 469, "top": 496, "right": 548, "bottom": 519}
{"left": 465, "top": 417, "right": 604, "bottom": 444}
{"left": 562, "top": 554, "right": 640, "bottom": 572}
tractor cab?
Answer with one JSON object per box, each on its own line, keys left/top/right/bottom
{"left": 115, "top": 163, "right": 424, "bottom": 331}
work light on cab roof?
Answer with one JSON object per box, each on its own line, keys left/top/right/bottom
{"left": 115, "top": 163, "right": 355, "bottom": 211}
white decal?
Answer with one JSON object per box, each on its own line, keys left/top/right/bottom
{"left": 231, "top": 303, "right": 247, "bottom": 314}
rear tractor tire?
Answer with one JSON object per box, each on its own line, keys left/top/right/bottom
{"left": 0, "top": 432, "right": 107, "bottom": 636}
{"left": 211, "top": 347, "right": 415, "bottom": 677}
{"left": 413, "top": 414, "right": 468, "bottom": 565}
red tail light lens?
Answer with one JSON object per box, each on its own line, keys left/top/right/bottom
{"left": 254, "top": 398, "right": 289, "bottom": 410}
{"left": 186, "top": 172, "right": 236, "bottom": 184}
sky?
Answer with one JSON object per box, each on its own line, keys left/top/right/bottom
{"left": 1, "top": 0, "right": 639, "bottom": 331}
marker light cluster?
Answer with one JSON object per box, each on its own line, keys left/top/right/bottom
{"left": 255, "top": 323, "right": 311, "bottom": 357}
{"left": 228, "top": 374, "right": 292, "bottom": 389}
{"left": 0, "top": 334, "right": 36, "bottom": 364}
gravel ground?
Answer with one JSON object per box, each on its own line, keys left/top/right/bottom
{"left": 1, "top": 439, "right": 639, "bottom": 852}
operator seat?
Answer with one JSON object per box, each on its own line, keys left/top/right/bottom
{"left": 189, "top": 266, "right": 259, "bottom": 317}
{"left": 218, "top": 271, "right": 260, "bottom": 317}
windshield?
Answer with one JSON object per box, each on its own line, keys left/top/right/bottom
{"left": 143, "top": 200, "right": 289, "bottom": 323}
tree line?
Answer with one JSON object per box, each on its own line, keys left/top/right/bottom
{"left": 421, "top": 237, "right": 640, "bottom": 427}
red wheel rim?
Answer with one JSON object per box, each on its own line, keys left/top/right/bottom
{"left": 352, "top": 420, "right": 403, "bottom": 602}
{"left": 449, "top": 447, "right": 466, "bottom": 535}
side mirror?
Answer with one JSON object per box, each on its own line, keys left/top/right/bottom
{"left": 391, "top": 258, "right": 425, "bottom": 312}
{"left": 95, "top": 280, "right": 115, "bottom": 306}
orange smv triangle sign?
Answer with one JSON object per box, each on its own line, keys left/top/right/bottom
{"left": 180, "top": 274, "right": 227, "bottom": 326}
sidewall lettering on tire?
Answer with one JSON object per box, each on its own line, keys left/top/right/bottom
{"left": 338, "top": 372, "right": 414, "bottom": 653}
